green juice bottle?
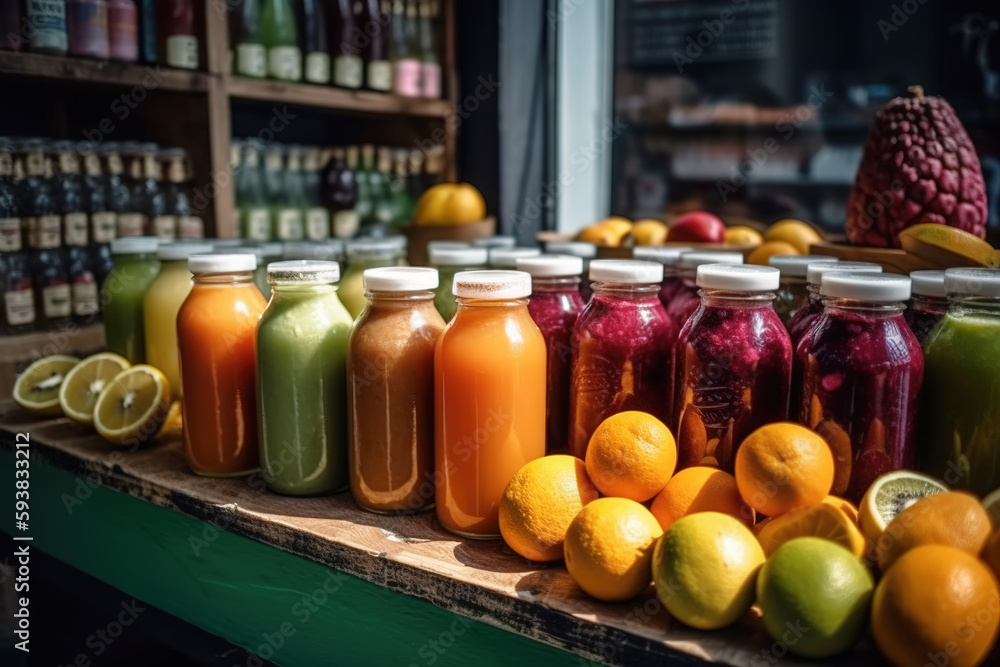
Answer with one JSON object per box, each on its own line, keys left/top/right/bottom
{"left": 101, "top": 237, "right": 161, "bottom": 363}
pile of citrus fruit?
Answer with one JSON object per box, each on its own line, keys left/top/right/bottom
{"left": 500, "top": 413, "right": 1000, "bottom": 665}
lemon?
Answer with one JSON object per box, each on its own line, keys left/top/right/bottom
{"left": 858, "top": 470, "right": 947, "bottom": 544}
{"left": 630, "top": 219, "right": 668, "bottom": 246}
{"left": 58, "top": 352, "right": 131, "bottom": 426}
{"left": 652, "top": 512, "right": 765, "bottom": 630}
{"left": 13, "top": 355, "right": 80, "bottom": 416}
{"left": 93, "top": 364, "right": 171, "bottom": 446}
{"left": 724, "top": 225, "right": 764, "bottom": 246}
{"left": 764, "top": 219, "right": 823, "bottom": 254}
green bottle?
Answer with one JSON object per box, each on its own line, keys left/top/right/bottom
{"left": 262, "top": 0, "right": 302, "bottom": 81}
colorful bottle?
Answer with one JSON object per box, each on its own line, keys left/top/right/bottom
{"left": 66, "top": 0, "right": 110, "bottom": 59}
{"left": 23, "top": 142, "right": 71, "bottom": 329}
{"left": 339, "top": 237, "right": 403, "bottom": 318}
{"left": 27, "top": 0, "right": 68, "bottom": 54}
{"left": 390, "top": 0, "right": 419, "bottom": 96}
{"left": 234, "top": 0, "right": 266, "bottom": 77}
{"left": 238, "top": 142, "right": 271, "bottom": 241}
{"left": 488, "top": 246, "right": 540, "bottom": 269}
{"left": 101, "top": 237, "right": 160, "bottom": 362}
{"left": 322, "top": 146, "right": 359, "bottom": 238}
{"left": 798, "top": 272, "right": 922, "bottom": 502}
{"left": 329, "top": 0, "right": 362, "bottom": 88}
{"left": 178, "top": 254, "right": 267, "bottom": 476}
{"left": 0, "top": 142, "right": 34, "bottom": 332}
{"left": 435, "top": 270, "right": 546, "bottom": 537}
{"left": 361, "top": 0, "right": 390, "bottom": 91}
{"left": 349, "top": 266, "right": 444, "bottom": 512}
{"left": 417, "top": 0, "right": 439, "bottom": 98}
{"left": 429, "top": 246, "right": 486, "bottom": 321}
{"left": 262, "top": 0, "right": 301, "bottom": 81}
{"left": 768, "top": 255, "right": 839, "bottom": 326}
{"left": 786, "top": 261, "right": 882, "bottom": 345}
{"left": 632, "top": 246, "right": 691, "bottom": 308}
{"left": 299, "top": 0, "right": 329, "bottom": 84}
{"left": 905, "top": 270, "right": 947, "bottom": 345}
{"left": 674, "top": 264, "right": 792, "bottom": 471}
{"left": 158, "top": 0, "right": 197, "bottom": 69}
{"left": 568, "top": 260, "right": 676, "bottom": 459}
{"left": 136, "top": 0, "right": 155, "bottom": 63}
{"left": 106, "top": 0, "right": 137, "bottom": 61}
{"left": 666, "top": 251, "right": 743, "bottom": 331}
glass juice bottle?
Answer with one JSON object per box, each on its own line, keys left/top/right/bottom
{"left": 428, "top": 246, "right": 487, "bottom": 322}
{"left": 798, "top": 272, "right": 923, "bottom": 503}
{"left": 517, "top": 255, "right": 585, "bottom": 455}
{"left": 81, "top": 148, "right": 117, "bottom": 247}
{"left": 177, "top": 254, "right": 267, "bottom": 476}
{"left": 142, "top": 242, "right": 212, "bottom": 399}
{"left": 435, "top": 270, "right": 546, "bottom": 537}
{"left": 339, "top": 238, "right": 402, "bottom": 318}
{"left": 767, "top": 254, "right": 839, "bottom": 326}
{"left": 568, "top": 260, "right": 676, "bottom": 459}
{"left": 919, "top": 268, "right": 1000, "bottom": 494}
{"left": 666, "top": 251, "right": 743, "bottom": 331}
{"left": 786, "top": 261, "right": 882, "bottom": 345}
{"left": 298, "top": 0, "right": 329, "bottom": 84}
{"left": 633, "top": 246, "right": 691, "bottom": 308}
{"left": 349, "top": 266, "right": 445, "bottom": 512}
{"left": 0, "top": 143, "right": 34, "bottom": 332}
{"left": 545, "top": 241, "right": 596, "bottom": 302}
{"left": 234, "top": 0, "right": 265, "bottom": 77}
{"left": 674, "top": 264, "right": 792, "bottom": 471}
{"left": 262, "top": 0, "right": 301, "bottom": 81}
{"left": 257, "top": 260, "right": 352, "bottom": 495}
{"left": 239, "top": 143, "right": 271, "bottom": 241}
{"left": 101, "top": 236, "right": 160, "bottom": 362}
{"left": 329, "top": 0, "right": 362, "bottom": 88}
{"left": 905, "top": 270, "right": 947, "bottom": 345}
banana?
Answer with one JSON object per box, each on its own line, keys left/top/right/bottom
{"left": 898, "top": 223, "right": 1000, "bottom": 268}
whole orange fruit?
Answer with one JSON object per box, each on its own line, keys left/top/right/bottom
{"left": 650, "top": 466, "right": 754, "bottom": 531}
{"left": 499, "top": 455, "right": 600, "bottom": 562}
{"left": 875, "top": 491, "right": 992, "bottom": 572}
{"left": 585, "top": 411, "right": 677, "bottom": 502}
{"left": 735, "top": 422, "right": 834, "bottom": 517}
{"left": 872, "top": 545, "right": 1000, "bottom": 667}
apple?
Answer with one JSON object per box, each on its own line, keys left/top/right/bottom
{"left": 667, "top": 212, "right": 726, "bottom": 244}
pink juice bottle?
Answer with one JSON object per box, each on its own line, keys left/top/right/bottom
{"left": 544, "top": 241, "right": 596, "bottom": 302}
{"left": 786, "top": 261, "right": 882, "bottom": 345}
{"left": 633, "top": 246, "right": 691, "bottom": 309}
{"left": 666, "top": 251, "right": 743, "bottom": 331}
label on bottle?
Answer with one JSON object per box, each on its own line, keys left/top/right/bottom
{"left": 333, "top": 54, "right": 363, "bottom": 89}
{"left": 152, "top": 215, "right": 177, "bottom": 241}
{"left": 91, "top": 211, "right": 117, "bottom": 243}
{"left": 117, "top": 212, "right": 145, "bottom": 238}
{"left": 268, "top": 46, "right": 302, "bottom": 81}
{"left": 421, "top": 62, "right": 441, "bottom": 98}
{"left": 367, "top": 59, "right": 392, "bottom": 92}
{"left": 66, "top": 0, "right": 109, "bottom": 59}
{"left": 393, "top": 58, "right": 422, "bottom": 97}
{"left": 43, "top": 283, "right": 72, "bottom": 319}
{"left": 245, "top": 208, "right": 271, "bottom": 241}
{"left": 166, "top": 34, "right": 199, "bottom": 70}
{"left": 305, "top": 52, "right": 331, "bottom": 84}
{"left": 276, "top": 209, "right": 304, "bottom": 241}
{"left": 236, "top": 43, "right": 267, "bottom": 78}
{"left": 332, "top": 209, "right": 360, "bottom": 239}
{"left": 28, "top": 215, "right": 62, "bottom": 248}
{"left": 0, "top": 218, "right": 22, "bottom": 252}
{"left": 72, "top": 278, "right": 99, "bottom": 317}
{"left": 26, "top": 153, "right": 44, "bottom": 175}
{"left": 305, "top": 207, "right": 330, "bottom": 240}
{"left": 0, "top": 153, "right": 13, "bottom": 176}
{"left": 178, "top": 216, "right": 204, "bottom": 239}
{"left": 27, "top": 0, "right": 67, "bottom": 53}
{"left": 4, "top": 288, "right": 35, "bottom": 327}
{"left": 63, "top": 212, "right": 89, "bottom": 246}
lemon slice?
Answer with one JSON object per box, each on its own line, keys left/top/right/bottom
{"left": 756, "top": 502, "right": 867, "bottom": 558}
{"left": 982, "top": 487, "right": 1000, "bottom": 530}
{"left": 13, "top": 355, "right": 81, "bottom": 416}
{"left": 858, "top": 470, "right": 948, "bottom": 543}
{"left": 93, "top": 365, "right": 171, "bottom": 446}
{"left": 58, "top": 352, "right": 131, "bottom": 426}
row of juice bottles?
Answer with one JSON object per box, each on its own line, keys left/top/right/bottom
{"left": 99, "top": 235, "right": 1000, "bottom": 538}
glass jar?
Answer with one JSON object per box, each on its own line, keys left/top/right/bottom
{"left": 633, "top": 246, "right": 691, "bottom": 309}
{"left": 257, "top": 260, "right": 353, "bottom": 495}
{"left": 905, "top": 270, "right": 947, "bottom": 345}
{"left": 666, "top": 251, "right": 743, "bottom": 331}
{"left": 339, "top": 238, "right": 404, "bottom": 318}
{"left": 767, "top": 254, "right": 839, "bottom": 326}
{"left": 429, "top": 246, "right": 487, "bottom": 322}
{"left": 472, "top": 235, "right": 516, "bottom": 249}
{"left": 786, "top": 261, "right": 882, "bottom": 344}
{"left": 798, "top": 273, "right": 923, "bottom": 503}
{"left": 435, "top": 270, "right": 546, "bottom": 538}
{"left": 101, "top": 236, "right": 160, "bottom": 363}
{"left": 349, "top": 267, "right": 445, "bottom": 513}
{"left": 545, "top": 240, "right": 597, "bottom": 301}
{"left": 568, "top": 260, "right": 676, "bottom": 458}
{"left": 518, "top": 255, "right": 586, "bottom": 455}
{"left": 919, "top": 268, "right": 1000, "bottom": 494}
{"left": 488, "top": 246, "right": 540, "bottom": 269}
{"left": 674, "top": 264, "right": 792, "bottom": 471}
{"left": 177, "top": 254, "right": 267, "bottom": 476}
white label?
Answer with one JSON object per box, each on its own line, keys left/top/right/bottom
{"left": 72, "top": 281, "right": 99, "bottom": 316}
{"left": 332, "top": 209, "right": 360, "bottom": 239}
{"left": 367, "top": 60, "right": 392, "bottom": 91}
{"left": 26, "top": 153, "right": 44, "bottom": 175}
{"left": 0, "top": 217, "right": 21, "bottom": 252}
{"left": 245, "top": 208, "right": 271, "bottom": 241}
{"left": 43, "top": 283, "right": 72, "bottom": 319}
{"left": 152, "top": 215, "right": 177, "bottom": 241}
{"left": 178, "top": 216, "right": 204, "bottom": 239}
{"left": 305, "top": 52, "right": 331, "bottom": 84}
{"left": 91, "top": 211, "right": 116, "bottom": 243}
{"left": 236, "top": 43, "right": 266, "bottom": 77}
{"left": 166, "top": 35, "right": 199, "bottom": 69}
{"left": 4, "top": 288, "right": 34, "bottom": 326}
{"left": 305, "top": 207, "right": 330, "bottom": 240}
{"left": 117, "top": 213, "right": 145, "bottom": 237}
{"left": 276, "top": 209, "right": 304, "bottom": 240}
{"left": 268, "top": 46, "right": 302, "bottom": 81}
{"left": 33, "top": 215, "right": 61, "bottom": 248}
{"left": 27, "top": 0, "right": 67, "bottom": 52}
{"left": 63, "top": 212, "right": 89, "bottom": 246}
{"left": 333, "top": 54, "right": 363, "bottom": 89}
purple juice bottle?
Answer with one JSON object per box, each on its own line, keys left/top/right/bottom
{"left": 544, "top": 240, "right": 596, "bottom": 302}
{"left": 674, "top": 264, "right": 792, "bottom": 471}
{"left": 905, "top": 270, "right": 947, "bottom": 345}
{"left": 666, "top": 251, "right": 743, "bottom": 331}
{"left": 767, "top": 254, "right": 839, "bottom": 326}
{"left": 633, "top": 245, "right": 692, "bottom": 309}
{"left": 786, "top": 261, "right": 882, "bottom": 345}
{"left": 797, "top": 272, "right": 923, "bottom": 503}
{"left": 518, "top": 254, "right": 586, "bottom": 455}
{"left": 568, "top": 259, "right": 676, "bottom": 459}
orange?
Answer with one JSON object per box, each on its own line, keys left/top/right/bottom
{"left": 872, "top": 545, "right": 1000, "bottom": 667}
{"left": 650, "top": 466, "right": 754, "bottom": 531}
{"left": 413, "top": 183, "right": 486, "bottom": 226}
{"left": 822, "top": 495, "right": 859, "bottom": 524}
{"left": 412, "top": 183, "right": 454, "bottom": 225}
{"left": 499, "top": 455, "right": 600, "bottom": 562}
{"left": 875, "top": 491, "right": 992, "bottom": 572}
{"left": 763, "top": 219, "right": 823, "bottom": 254}
{"left": 755, "top": 502, "right": 866, "bottom": 558}
{"left": 746, "top": 240, "right": 799, "bottom": 266}
{"left": 585, "top": 411, "right": 677, "bottom": 502}
{"left": 563, "top": 497, "right": 662, "bottom": 602}
{"left": 734, "top": 422, "right": 834, "bottom": 518}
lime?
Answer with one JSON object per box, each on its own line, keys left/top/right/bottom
{"left": 858, "top": 470, "right": 947, "bottom": 543}
{"left": 58, "top": 352, "right": 131, "bottom": 426}
{"left": 93, "top": 365, "right": 171, "bottom": 446}
{"left": 12, "top": 355, "right": 80, "bottom": 416}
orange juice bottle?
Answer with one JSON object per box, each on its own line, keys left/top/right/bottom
{"left": 435, "top": 270, "right": 546, "bottom": 538}
{"left": 177, "top": 254, "right": 267, "bottom": 476}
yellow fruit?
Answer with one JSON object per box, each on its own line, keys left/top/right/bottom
{"left": 764, "top": 219, "right": 823, "bottom": 254}
{"left": 58, "top": 352, "right": 131, "bottom": 426}
{"left": 724, "top": 225, "right": 764, "bottom": 246}
{"left": 898, "top": 223, "right": 1000, "bottom": 268}
{"left": 858, "top": 469, "right": 948, "bottom": 544}
{"left": 746, "top": 240, "right": 799, "bottom": 266}
{"left": 756, "top": 502, "right": 866, "bottom": 558}
{"left": 876, "top": 491, "right": 992, "bottom": 572}
{"left": 630, "top": 219, "right": 668, "bottom": 246}
{"left": 413, "top": 183, "right": 486, "bottom": 226}
{"left": 93, "top": 365, "right": 172, "bottom": 446}
{"left": 650, "top": 466, "right": 753, "bottom": 531}
{"left": 12, "top": 355, "right": 80, "bottom": 416}
{"left": 822, "top": 495, "right": 859, "bottom": 524}
{"left": 563, "top": 497, "right": 662, "bottom": 602}
{"left": 499, "top": 455, "right": 600, "bottom": 562}
{"left": 601, "top": 217, "right": 633, "bottom": 236}
{"left": 652, "top": 512, "right": 765, "bottom": 630}
{"left": 872, "top": 545, "right": 1000, "bottom": 667}
{"left": 584, "top": 411, "right": 677, "bottom": 502}
{"left": 412, "top": 183, "right": 454, "bottom": 225}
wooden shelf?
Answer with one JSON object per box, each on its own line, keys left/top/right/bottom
{"left": 0, "top": 50, "right": 209, "bottom": 91}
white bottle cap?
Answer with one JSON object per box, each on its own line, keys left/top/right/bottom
{"left": 909, "top": 270, "right": 947, "bottom": 298}
{"left": 944, "top": 268, "right": 1000, "bottom": 298}
{"left": 677, "top": 251, "right": 744, "bottom": 270}
{"left": 426, "top": 240, "right": 470, "bottom": 252}
{"left": 111, "top": 237, "right": 159, "bottom": 255}
{"left": 347, "top": 237, "right": 403, "bottom": 260}
{"left": 267, "top": 260, "right": 340, "bottom": 284}
{"left": 189, "top": 253, "right": 257, "bottom": 273}
{"left": 806, "top": 261, "right": 881, "bottom": 285}
{"left": 363, "top": 266, "right": 439, "bottom": 291}
{"left": 516, "top": 254, "right": 584, "bottom": 277}
{"left": 489, "top": 247, "right": 541, "bottom": 268}
{"left": 429, "top": 246, "right": 489, "bottom": 267}
{"left": 544, "top": 241, "right": 597, "bottom": 259}
{"left": 633, "top": 246, "right": 692, "bottom": 266}
{"left": 768, "top": 254, "right": 839, "bottom": 278}
{"left": 472, "top": 235, "right": 516, "bottom": 249}
{"left": 589, "top": 259, "right": 664, "bottom": 283}
{"left": 453, "top": 270, "right": 531, "bottom": 299}
{"left": 820, "top": 272, "right": 911, "bottom": 302}
{"left": 696, "top": 264, "right": 780, "bottom": 291}
{"left": 156, "top": 242, "right": 213, "bottom": 260}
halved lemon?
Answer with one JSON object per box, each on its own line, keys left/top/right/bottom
{"left": 756, "top": 502, "right": 866, "bottom": 558}
{"left": 93, "top": 365, "right": 171, "bottom": 446}
{"left": 858, "top": 470, "right": 948, "bottom": 543}
{"left": 58, "top": 352, "right": 131, "bottom": 426}
{"left": 12, "top": 355, "right": 80, "bottom": 416}
{"left": 982, "top": 487, "right": 1000, "bottom": 530}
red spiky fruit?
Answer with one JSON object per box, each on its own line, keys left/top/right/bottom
{"left": 846, "top": 86, "right": 987, "bottom": 247}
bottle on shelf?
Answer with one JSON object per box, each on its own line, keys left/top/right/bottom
{"left": 302, "top": 146, "right": 330, "bottom": 240}
{"left": 321, "top": 146, "right": 358, "bottom": 239}
{"left": 278, "top": 145, "right": 306, "bottom": 241}
{"left": 162, "top": 148, "right": 203, "bottom": 239}
{"left": 390, "top": 0, "right": 420, "bottom": 97}
{"left": 238, "top": 141, "right": 271, "bottom": 241}
{"left": 106, "top": 0, "right": 137, "bottom": 62}
{"left": 53, "top": 141, "right": 88, "bottom": 250}
{"left": 262, "top": 0, "right": 301, "bottom": 81}
{"left": 406, "top": 149, "right": 424, "bottom": 202}
{"left": 138, "top": 143, "right": 173, "bottom": 240}
{"left": 234, "top": 0, "right": 266, "bottom": 78}
{"left": 23, "top": 141, "right": 71, "bottom": 330}
{"left": 66, "top": 0, "right": 110, "bottom": 60}
{"left": 389, "top": 149, "right": 414, "bottom": 224}
{"left": 329, "top": 0, "right": 362, "bottom": 89}
{"left": 371, "top": 146, "right": 394, "bottom": 230}
{"left": 299, "top": 0, "right": 329, "bottom": 84}
{"left": 136, "top": 0, "right": 156, "bottom": 63}
{"left": 361, "top": 0, "right": 390, "bottom": 92}
{"left": 349, "top": 144, "right": 373, "bottom": 229}
{"left": 81, "top": 146, "right": 115, "bottom": 294}
{"left": 103, "top": 143, "right": 140, "bottom": 238}
{"left": 26, "top": 0, "right": 68, "bottom": 55}
{"left": 422, "top": 144, "right": 445, "bottom": 190}
{"left": 418, "top": 0, "right": 440, "bottom": 98}
{"left": 0, "top": 1, "right": 22, "bottom": 52}
{"left": 0, "top": 140, "right": 35, "bottom": 333}
{"left": 158, "top": 0, "right": 198, "bottom": 69}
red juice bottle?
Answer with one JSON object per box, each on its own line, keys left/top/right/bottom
{"left": 666, "top": 251, "right": 743, "bottom": 331}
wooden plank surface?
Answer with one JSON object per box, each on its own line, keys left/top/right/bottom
{"left": 0, "top": 51, "right": 209, "bottom": 91}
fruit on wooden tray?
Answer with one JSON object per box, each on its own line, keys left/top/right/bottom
{"left": 629, "top": 219, "right": 669, "bottom": 246}
{"left": 412, "top": 182, "right": 487, "bottom": 226}
{"left": 898, "top": 223, "right": 1000, "bottom": 268}
{"left": 755, "top": 502, "right": 866, "bottom": 558}
{"left": 12, "top": 355, "right": 80, "bottom": 416}
{"left": 723, "top": 225, "right": 763, "bottom": 246}
{"left": 575, "top": 216, "right": 633, "bottom": 247}
{"left": 584, "top": 411, "right": 677, "bottom": 502}
{"left": 847, "top": 85, "right": 988, "bottom": 247}
{"left": 666, "top": 211, "right": 725, "bottom": 244}
{"left": 762, "top": 219, "right": 822, "bottom": 254}
{"left": 650, "top": 466, "right": 753, "bottom": 531}
{"left": 92, "top": 364, "right": 171, "bottom": 446}
{"left": 746, "top": 240, "right": 798, "bottom": 266}
{"left": 857, "top": 469, "right": 948, "bottom": 544}
{"left": 58, "top": 352, "right": 131, "bottom": 426}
